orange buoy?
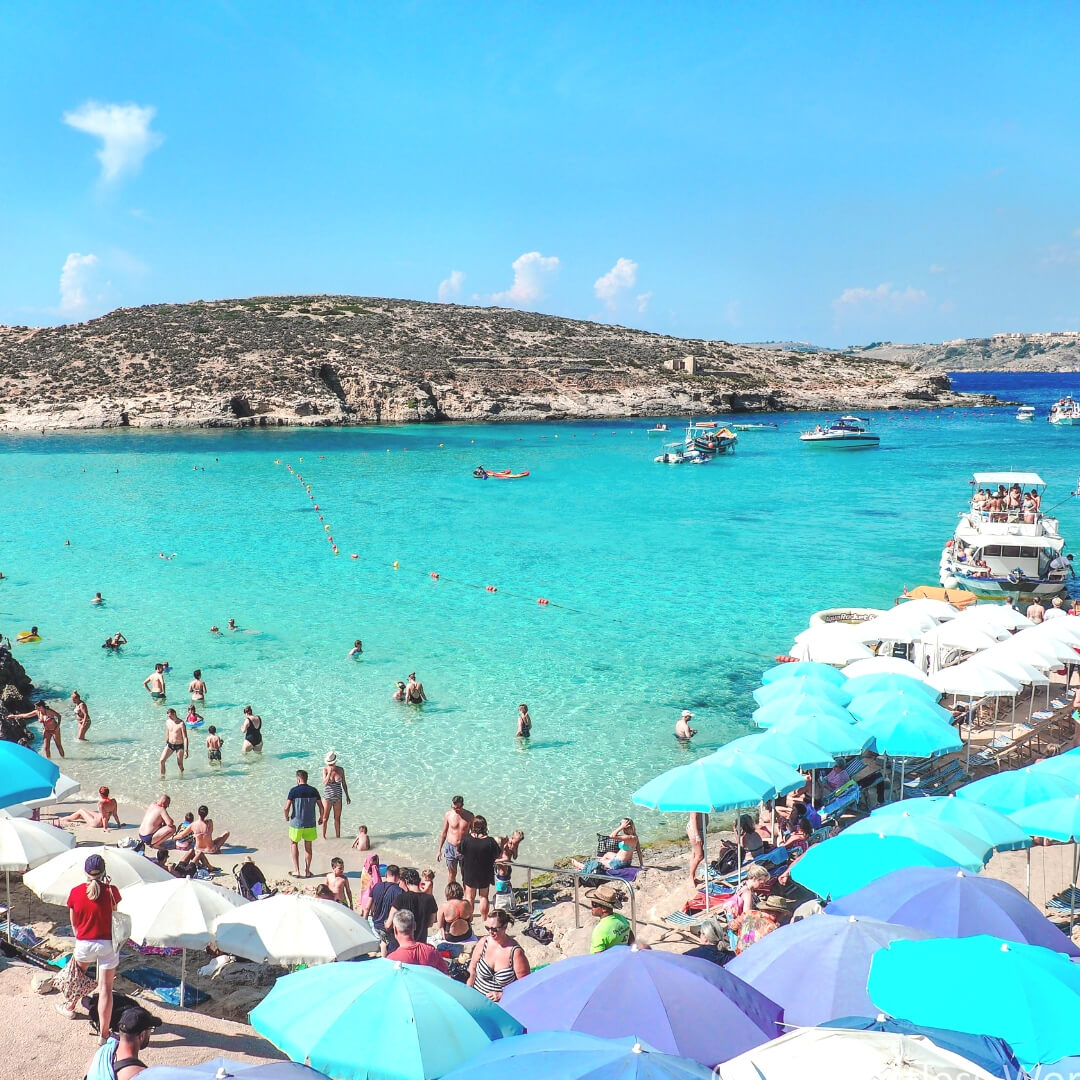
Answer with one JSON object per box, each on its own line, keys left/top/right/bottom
{"left": 538, "top": 598, "right": 549, "bottom": 605}
{"left": 430, "top": 572, "right": 439, "bottom": 579}
{"left": 486, "top": 585, "right": 497, "bottom": 593}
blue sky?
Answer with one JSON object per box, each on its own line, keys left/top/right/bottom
{"left": 2, "top": 2, "right": 1079, "bottom": 345}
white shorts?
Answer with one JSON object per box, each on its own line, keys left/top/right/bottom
{"left": 73, "top": 938, "right": 119, "bottom": 971}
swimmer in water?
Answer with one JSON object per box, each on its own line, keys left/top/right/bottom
{"left": 404, "top": 672, "right": 427, "bottom": 704}
{"left": 393, "top": 681, "right": 406, "bottom": 702}
{"left": 91, "top": 592, "right": 104, "bottom": 605}
{"left": 143, "top": 663, "right": 167, "bottom": 701}
{"left": 210, "top": 625, "right": 221, "bottom": 635}
{"left": 675, "top": 710, "right": 698, "bottom": 743}
{"left": 102, "top": 631, "right": 127, "bottom": 651}
{"left": 241, "top": 706, "right": 263, "bottom": 754}
{"left": 71, "top": 690, "right": 91, "bottom": 740}
{"left": 227, "top": 618, "right": 237, "bottom": 632}
{"left": 206, "top": 725, "right": 223, "bottom": 765}
{"left": 189, "top": 669, "right": 207, "bottom": 702}
{"left": 516, "top": 704, "right": 532, "bottom": 740}
{"left": 348, "top": 639, "right": 363, "bottom": 658}
{"left": 186, "top": 702, "right": 204, "bottom": 726}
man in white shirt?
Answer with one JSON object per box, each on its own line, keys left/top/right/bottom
{"left": 1044, "top": 596, "right": 1068, "bottom": 621}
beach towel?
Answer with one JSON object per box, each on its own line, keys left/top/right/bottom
{"left": 359, "top": 853, "right": 381, "bottom": 910}
{"left": 121, "top": 966, "right": 210, "bottom": 1007}
{"left": 606, "top": 865, "right": 642, "bottom": 883}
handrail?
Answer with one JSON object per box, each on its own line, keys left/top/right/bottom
{"left": 509, "top": 860, "right": 639, "bottom": 937}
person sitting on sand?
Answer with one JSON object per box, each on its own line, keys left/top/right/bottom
{"left": 324, "top": 857, "right": 354, "bottom": 908}
{"left": 598, "top": 818, "right": 643, "bottom": 871}
{"left": 404, "top": 672, "right": 427, "bottom": 704}
{"left": 63, "top": 786, "right": 120, "bottom": 830}
{"left": 586, "top": 884, "right": 633, "bottom": 954}
{"left": 189, "top": 669, "right": 207, "bottom": 702}
{"left": 348, "top": 639, "right": 363, "bottom": 657}
{"left": 241, "top": 705, "right": 263, "bottom": 753}
{"left": 723, "top": 863, "right": 773, "bottom": 920}
{"left": 206, "top": 725, "right": 223, "bottom": 765}
{"left": 351, "top": 824, "right": 371, "bottom": 851}
{"left": 437, "top": 881, "right": 475, "bottom": 943}
{"left": 137, "top": 795, "right": 176, "bottom": 850}
{"left": 178, "top": 805, "right": 229, "bottom": 873}
{"left": 675, "top": 710, "right": 697, "bottom": 742}
{"left": 172, "top": 812, "right": 196, "bottom": 853}
{"left": 71, "top": 690, "right": 91, "bottom": 741}
{"left": 682, "top": 918, "right": 730, "bottom": 966}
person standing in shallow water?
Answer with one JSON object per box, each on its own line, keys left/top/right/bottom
{"left": 241, "top": 706, "right": 263, "bottom": 753}
{"left": 189, "top": 669, "right": 207, "bottom": 702}
{"left": 320, "top": 751, "right": 351, "bottom": 839}
{"left": 143, "top": 663, "right": 166, "bottom": 701}
{"left": 516, "top": 704, "right": 532, "bottom": 740}
{"left": 404, "top": 673, "right": 426, "bottom": 704}
{"left": 160, "top": 708, "right": 188, "bottom": 778}
{"left": 71, "top": 690, "right": 91, "bottom": 741}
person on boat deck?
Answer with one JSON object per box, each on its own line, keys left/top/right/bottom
{"left": 1030, "top": 488, "right": 1042, "bottom": 513}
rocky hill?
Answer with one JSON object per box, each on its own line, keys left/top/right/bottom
{"left": 0, "top": 296, "right": 983, "bottom": 431}
{"left": 851, "top": 332, "right": 1080, "bottom": 371}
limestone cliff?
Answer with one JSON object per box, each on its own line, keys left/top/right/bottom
{"left": 850, "top": 332, "right": 1080, "bottom": 372}
{"left": 0, "top": 296, "right": 984, "bottom": 431}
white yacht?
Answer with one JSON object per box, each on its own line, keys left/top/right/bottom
{"left": 1049, "top": 398, "right": 1080, "bottom": 425}
{"left": 939, "top": 471, "right": 1071, "bottom": 598}
{"left": 799, "top": 416, "right": 880, "bottom": 448}
{"left": 1016, "top": 405, "right": 1036, "bottom": 422}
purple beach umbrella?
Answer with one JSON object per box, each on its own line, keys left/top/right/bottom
{"left": 499, "top": 945, "right": 782, "bottom": 1068}
{"left": 827, "top": 865, "right": 1080, "bottom": 955}
{"left": 725, "top": 913, "right": 930, "bottom": 1027}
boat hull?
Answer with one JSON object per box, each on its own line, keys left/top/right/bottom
{"left": 1049, "top": 416, "right": 1080, "bottom": 425}
{"left": 799, "top": 436, "right": 880, "bottom": 448}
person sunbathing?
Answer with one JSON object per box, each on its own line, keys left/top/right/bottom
{"left": 599, "top": 818, "right": 643, "bottom": 870}
{"left": 177, "top": 805, "right": 230, "bottom": 873}
{"left": 62, "top": 786, "right": 120, "bottom": 830}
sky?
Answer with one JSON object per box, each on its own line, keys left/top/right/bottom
{"left": 2, "top": 2, "right": 1080, "bottom": 346}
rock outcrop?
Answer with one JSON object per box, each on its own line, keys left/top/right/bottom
{"left": 0, "top": 296, "right": 988, "bottom": 432}
{"left": 849, "top": 332, "right": 1080, "bottom": 372}
{"left": 0, "top": 649, "right": 38, "bottom": 745}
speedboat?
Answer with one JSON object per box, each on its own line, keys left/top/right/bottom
{"left": 1016, "top": 405, "right": 1036, "bottom": 422}
{"left": 646, "top": 423, "right": 671, "bottom": 437}
{"left": 939, "top": 471, "right": 1071, "bottom": 598}
{"left": 654, "top": 443, "right": 709, "bottom": 465}
{"left": 799, "top": 416, "right": 880, "bottom": 448}
{"left": 1049, "top": 398, "right": 1080, "bottom": 425}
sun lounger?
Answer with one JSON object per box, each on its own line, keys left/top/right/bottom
{"left": 122, "top": 966, "right": 210, "bottom": 1008}
{"left": 706, "top": 846, "right": 788, "bottom": 885}
{"left": 1046, "top": 886, "right": 1080, "bottom": 914}
{"left": 820, "top": 785, "right": 859, "bottom": 822}
{"left": 1051, "top": 698, "right": 1069, "bottom": 710}
{"left": 905, "top": 760, "right": 969, "bottom": 797}
{"left": 662, "top": 908, "right": 715, "bottom": 929}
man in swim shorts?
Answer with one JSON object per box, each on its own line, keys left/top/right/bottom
{"left": 675, "top": 710, "right": 697, "bottom": 742}
{"left": 435, "top": 795, "right": 474, "bottom": 885}
{"left": 143, "top": 663, "right": 166, "bottom": 701}
{"left": 285, "top": 769, "right": 324, "bottom": 878}
{"left": 138, "top": 795, "right": 176, "bottom": 849}
{"left": 160, "top": 709, "right": 188, "bottom": 778}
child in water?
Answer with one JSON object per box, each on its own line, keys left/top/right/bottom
{"left": 186, "top": 703, "right": 203, "bottom": 727}
{"left": 351, "top": 825, "right": 370, "bottom": 851}
{"left": 206, "top": 726, "right": 223, "bottom": 765}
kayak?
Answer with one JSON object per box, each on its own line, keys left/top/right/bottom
{"left": 476, "top": 470, "right": 530, "bottom": 479}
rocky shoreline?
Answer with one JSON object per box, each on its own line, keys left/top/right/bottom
{"left": 0, "top": 648, "right": 39, "bottom": 745}
{"left": 0, "top": 296, "right": 996, "bottom": 433}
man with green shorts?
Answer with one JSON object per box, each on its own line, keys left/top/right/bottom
{"left": 285, "top": 769, "right": 324, "bottom": 878}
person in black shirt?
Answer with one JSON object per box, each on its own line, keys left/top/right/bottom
{"left": 365, "top": 864, "right": 403, "bottom": 954}
{"left": 459, "top": 815, "right": 501, "bottom": 918}
{"left": 389, "top": 868, "right": 438, "bottom": 948}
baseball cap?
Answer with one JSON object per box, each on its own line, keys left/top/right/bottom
{"left": 84, "top": 854, "right": 106, "bottom": 875}
{"left": 117, "top": 1006, "right": 163, "bottom": 1035}
{"left": 681, "top": 710, "right": 693, "bottom": 718}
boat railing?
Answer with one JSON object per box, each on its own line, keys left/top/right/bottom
{"left": 510, "top": 861, "right": 639, "bottom": 937}
{"left": 965, "top": 510, "right": 1056, "bottom": 533}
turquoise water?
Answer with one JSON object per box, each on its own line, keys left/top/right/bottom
{"left": 5, "top": 394, "right": 1080, "bottom": 863}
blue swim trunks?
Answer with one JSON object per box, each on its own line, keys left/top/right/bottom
{"left": 443, "top": 842, "right": 461, "bottom": 869}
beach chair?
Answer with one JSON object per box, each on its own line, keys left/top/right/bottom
{"left": 707, "top": 846, "right": 789, "bottom": 887}
{"left": 968, "top": 736, "right": 1012, "bottom": 769}
{"left": 1046, "top": 886, "right": 1080, "bottom": 915}
{"left": 820, "top": 785, "right": 859, "bottom": 823}
{"left": 907, "top": 760, "right": 969, "bottom": 797}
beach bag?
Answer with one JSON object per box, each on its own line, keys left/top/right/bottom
{"left": 56, "top": 953, "right": 96, "bottom": 1011}
{"left": 524, "top": 921, "right": 553, "bottom": 946}
{"left": 595, "top": 834, "right": 620, "bottom": 856}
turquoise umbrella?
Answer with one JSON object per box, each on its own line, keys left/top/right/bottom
{"left": 724, "top": 731, "right": 835, "bottom": 771}
{"left": 1031, "top": 754, "right": 1080, "bottom": 783}
{"left": 1010, "top": 795, "right": 1080, "bottom": 929}
{"left": 853, "top": 708, "right": 962, "bottom": 760}
{"left": 753, "top": 695, "right": 853, "bottom": 729}
{"left": 766, "top": 713, "right": 873, "bottom": 757}
{"left": 0, "top": 743, "right": 60, "bottom": 810}
{"left": 840, "top": 813, "right": 992, "bottom": 869}
{"left": 957, "top": 768, "right": 1078, "bottom": 815}
{"left": 848, "top": 692, "right": 953, "bottom": 726}
{"left": 752, "top": 678, "right": 852, "bottom": 709}
{"left": 760, "top": 661, "right": 846, "bottom": 687}
{"left": 872, "top": 796, "right": 1032, "bottom": 853}
{"left": 844, "top": 673, "right": 941, "bottom": 701}
{"left": 700, "top": 748, "right": 806, "bottom": 799}
{"left": 632, "top": 759, "right": 781, "bottom": 815}
{"left": 868, "top": 935, "right": 1080, "bottom": 1069}
{"left": 789, "top": 831, "right": 964, "bottom": 899}
{"left": 249, "top": 959, "right": 523, "bottom": 1080}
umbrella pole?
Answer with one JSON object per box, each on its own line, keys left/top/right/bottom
{"left": 1071, "top": 844, "right": 1077, "bottom": 935}
{"left": 5, "top": 871, "right": 10, "bottom": 943}
{"left": 703, "top": 827, "right": 710, "bottom": 912}
{"left": 180, "top": 948, "right": 186, "bottom": 1010}
{"left": 900, "top": 759, "right": 906, "bottom": 801}
{"left": 1026, "top": 847, "right": 1031, "bottom": 901}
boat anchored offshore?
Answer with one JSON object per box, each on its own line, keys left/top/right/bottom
{"left": 732, "top": 422, "right": 779, "bottom": 432}
{"left": 646, "top": 423, "right": 671, "bottom": 437}
{"left": 1049, "top": 398, "right": 1080, "bottom": 425}
{"left": 799, "top": 416, "right": 880, "bottom": 448}
{"left": 653, "top": 422, "right": 737, "bottom": 464}
{"left": 1016, "top": 405, "right": 1036, "bottom": 422}
{"left": 939, "top": 471, "right": 1072, "bottom": 598}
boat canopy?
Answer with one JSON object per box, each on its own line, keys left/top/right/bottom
{"left": 898, "top": 586, "right": 978, "bottom": 609}
{"left": 956, "top": 526, "right": 1065, "bottom": 552}
{"left": 972, "top": 471, "right": 1045, "bottom": 487}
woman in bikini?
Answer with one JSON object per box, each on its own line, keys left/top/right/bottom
{"left": 178, "top": 805, "right": 230, "bottom": 873}
{"left": 71, "top": 691, "right": 91, "bottom": 741}
{"left": 467, "top": 909, "right": 530, "bottom": 1001}
{"left": 10, "top": 700, "right": 64, "bottom": 759}
{"left": 437, "top": 881, "right": 475, "bottom": 943}
{"left": 320, "top": 751, "right": 351, "bottom": 839}
{"left": 62, "top": 786, "right": 120, "bottom": 830}
{"left": 241, "top": 706, "right": 263, "bottom": 754}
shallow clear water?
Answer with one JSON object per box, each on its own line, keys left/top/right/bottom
{"left": 5, "top": 382, "right": 1080, "bottom": 864}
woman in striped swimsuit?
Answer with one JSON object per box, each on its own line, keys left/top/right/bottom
{"left": 467, "top": 909, "right": 531, "bottom": 1001}
{"left": 320, "top": 751, "right": 351, "bottom": 839}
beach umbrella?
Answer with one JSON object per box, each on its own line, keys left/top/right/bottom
{"left": 871, "top": 795, "right": 1032, "bottom": 853}
{"left": 789, "top": 627, "right": 873, "bottom": 665}
{"left": 250, "top": 959, "right": 523, "bottom": 1080}
{"left": 890, "top": 597, "right": 961, "bottom": 622}
{"left": 968, "top": 648, "right": 1048, "bottom": 685}
{"left": 0, "top": 742, "right": 60, "bottom": 810}
{"left": 765, "top": 713, "right": 872, "bottom": 756}
{"left": 699, "top": 747, "right": 805, "bottom": 797}
{"left": 819, "top": 1016, "right": 1023, "bottom": 1080}
{"left": 141, "top": 1061, "right": 329, "bottom": 1079}
{"left": 1010, "top": 794, "right": 1080, "bottom": 928}
{"left": 852, "top": 709, "right": 962, "bottom": 792}
{"left": 997, "top": 634, "right": 1077, "bottom": 667}
{"left": 840, "top": 814, "right": 992, "bottom": 868}
{"left": 752, "top": 695, "right": 852, "bottom": 729}
{"left": 851, "top": 609, "right": 942, "bottom": 644}
{"left": 717, "top": 1026, "right": 1003, "bottom": 1080}
{"left": 844, "top": 672, "right": 941, "bottom": 701}
{"left": 868, "top": 935, "right": 1080, "bottom": 1069}
{"left": 760, "top": 661, "right": 846, "bottom": 687}
{"left": 751, "top": 678, "right": 852, "bottom": 709}
{"left": 0, "top": 812, "right": 75, "bottom": 940}
{"left": 23, "top": 843, "right": 172, "bottom": 904}
{"left": 724, "top": 731, "right": 834, "bottom": 771}
{"left": 119, "top": 877, "right": 246, "bottom": 1008}
{"left": 499, "top": 945, "right": 782, "bottom": 1068}
{"left": 956, "top": 767, "right": 1078, "bottom": 815}
{"left": 848, "top": 692, "right": 954, "bottom": 726}
{"left": 952, "top": 604, "right": 1034, "bottom": 632}
{"left": 789, "top": 831, "right": 966, "bottom": 899}
{"left": 4, "top": 772, "right": 81, "bottom": 816}
{"left": 842, "top": 656, "right": 929, "bottom": 681}
{"left": 828, "top": 865, "right": 1079, "bottom": 954}
{"left": 1031, "top": 754, "right": 1080, "bottom": 783}
{"left": 725, "top": 913, "right": 930, "bottom": 1027}
{"left": 1024, "top": 620, "right": 1080, "bottom": 646}
{"left": 440, "top": 1032, "right": 714, "bottom": 1080}
{"left": 921, "top": 622, "right": 1006, "bottom": 654}
{"left": 928, "top": 662, "right": 1021, "bottom": 698}
{"left": 213, "top": 893, "right": 379, "bottom": 965}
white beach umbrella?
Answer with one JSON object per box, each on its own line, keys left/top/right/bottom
{"left": 0, "top": 812, "right": 76, "bottom": 939}
{"left": 952, "top": 605, "right": 1034, "bottom": 632}
{"left": 119, "top": 878, "right": 246, "bottom": 1007}
{"left": 999, "top": 635, "right": 1077, "bottom": 667}
{"left": 212, "top": 893, "right": 380, "bottom": 965}
{"left": 969, "top": 647, "right": 1048, "bottom": 686}
{"left": 843, "top": 657, "right": 930, "bottom": 682}
{"left": 791, "top": 626, "right": 873, "bottom": 665}
{"left": 920, "top": 622, "right": 1007, "bottom": 654}
{"left": 928, "top": 661, "right": 1021, "bottom": 698}
{"left": 892, "top": 598, "right": 960, "bottom": 622}
{"left": 1029, "top": 620, "right": 1080, "bottom": 645}
{"left": 23, "top": 844, "right": 173, "bottom": 905}
{"left": 4, "top": 773, "right": 82, "bottom": 817}
{"left": 851, "top": 609, "right": 941, "bottom": 645}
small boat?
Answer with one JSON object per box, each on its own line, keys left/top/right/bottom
{"left": 800, "top": 416, "right": 880, "bottom": 448}
{"left": 687, "top": 423, "right": 737, "bottom": 455}
{"left": 732, "top": 423, "right": 779, "bottom": 431}
{"left": 654, "top": 442, "right": 709, "bottom": 465}
{"left": 1016, "top": 405, "right": 1036, "bottom": 422}
{"left": 646, "top": 424, "right": 671, "bottom": 437}
{"left": 473, "top": 468, "right": 530, "bottom": 479}
{"left": 1048, "top": 398, "right": 1080, "bottom": 425}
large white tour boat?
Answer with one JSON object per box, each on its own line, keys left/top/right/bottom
{"left": 1049, "top": 398, "right": 1080, "bottom": 425}
{"left": 799, "top": 416, "right": 880, "bottom": 448}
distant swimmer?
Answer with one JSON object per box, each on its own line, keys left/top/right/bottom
{"left": 241, "top": 705, "right": 263, "bottom": 754}
{"left": 189, "top": 669, "right": 207, "bottom": 702}
{"left": 210, "top": 625, "right": 221, "bottom": 635}
{"left": 228, "top": 619, "right": 238, "bottom": 632}
{"left": 160, "top": 708, "right": 188, "bottom": 778}
{"left": 473, "top": 466, "right": 488, "bottom": 479}
{"left": 157, "top": 552, "right": 177, "bottom": 560}
{"left": 71, "top": 690, "right": 91, "bottom": 741}
{"left": 103, "top": 631, "right": 127, "bottom": 651}
{"left": 348, "top": 639, "right": 363, "bottom": 658}
{"left": 675, "top": 710, "right": 698, "bottom": 743}
{"left": 160, "top": 660, "right": 171, "bottom": 673}
{"left": 143, "top": 663, "right": 167, "bottom": 701}
{"left": 404, "top": 672, "right": 427, "bottom": 704}
{"left": 91, "top": 592, "right": 104, "bottom": 605}
{"left": 516, "top": 704, "right": 532, "bottom": 740}
{"left": 393, "top": 681, "right": 406, "bottom": 702}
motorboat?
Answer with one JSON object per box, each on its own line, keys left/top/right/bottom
{"left": 1016, "top": 405, "right": 1036, "bottom": 422}
{"left": 687, "top": 423, "right": 737, "bottom": 455}
{"left": 732, "top": 422, "right": 779, "bottom": 431}
{"left": 646, "top": 423, "right": 671, "bottom": 437}
{"left": 654, "top": 443, "right": 710, "bottom": 465}
{"left": 1049, "top": 398, "right": 1080, "bottom": 425}
{"left": 939, "top": 471, "right": 1071, "bottom": 598}
{"left": 799, "top": 416, "right": 880, "bottom": 448}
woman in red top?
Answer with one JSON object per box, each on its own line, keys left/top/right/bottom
{"left": 64, "top": 854, "right": 122, "bottom": 1040}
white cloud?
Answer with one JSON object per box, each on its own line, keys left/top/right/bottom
{"left": 833, "top": 282, "right": 928, "bottom": 313}
{"left": 929, "top": 264, "right": 946, "bottom": 274}
{"left": 492, "top": 251, "right": 560, "bottom": 306}
{"left": 59, "top": 252, "right": 100, "bottom": 314}
{"left": 437, "top": 270, "right": 465, "bottom": 302}
{"left": 635, "top": 292, "right": 652, "bottom": 313}
{"left": 63, "top": 101, "right": 163, "bottom": 183}
{"left": 594, "top": 257, "right": 638, "bottom": 309}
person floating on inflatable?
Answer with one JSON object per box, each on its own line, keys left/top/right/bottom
{"left": 473, "top": 466, "right": 488, "bottom": 479}
{"left": 17, "top": 626, "right": 41, "bottom": 643}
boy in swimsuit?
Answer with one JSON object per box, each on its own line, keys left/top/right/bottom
{"left": 189, "top": 669, "right": 207, "bottom": 702}
{"left": 71, "top": 690, "right": 91, "bottom": 741}
{"left": 348, "top": 639, "right": 363, "bottom": 657}
{"left": 324, "top": 857, "right": 354, "bottom": 907}
{"left": 206, "top": 725, "right": 223, "bottom": 765}
{"left": 160, "top": 709, "right": 189, "bottom": 778}
{"left": 143, "top": 664, "right": 166, "bottom": 701}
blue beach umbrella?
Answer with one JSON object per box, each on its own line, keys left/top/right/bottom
{"left": 827, "top": 866, "right": 1079, "bottom": 955}
{"left": 1030, "top": 753, "right": 1080, "bottom": 783}
{"left": 844, "top": 672, "right": 941, "bottom": 701}
{"left": 840, "top": 814, "right": 993, "bottom": 869}
{"left": 853, "top": 708, "right": 962, "bottom": 761}
{"left": 766, "top": 713, "right": 873, "bottom": 757}
{"left": 1010, "top": 795, "right": 1080, "bottom": 843}
{"left": 700, "top": 747, "right": 807, "bottom": 798}
{"left": 789, "top": 831, "right": 964, "bottom": 899}
{"left": 847, "top": 692, "right": 953, "bottom": 726}
{"left": 141, "top": 1063, "right": 329, "bottom": 1079}
{"left": 632, "top": 759, "right": 779, "bottom": 815}
{"left": 760, "top": 661, "right": 846, "bottom": 687}
{"left": 723, "top": 731, "right": 835, "bottom": 771}
{"left": 956, "top": 767, "right": 1078, "bottom": 815}
{"left": 0, "top": 743, "right": 60, "bottom": 809}
{"left": 752, "top": 678, "right": 852, "bottom": 709}
{"left": 725, "top": 913, "right": 930, "bottom": 1027}
{"left": 872, "top": 796, "right": 1032, "bottom": 853}
{"left": 753, "top": 695, "right": 853, "bottom": 730}
{"left": 249, "top": 959, "right": 523, "bottom": 1080}
{"left": 868, "top": 935, "right": 1080, "bottom": 1069}
{"left": 441, "top": 1032, "right": 714, "bottom": 1080}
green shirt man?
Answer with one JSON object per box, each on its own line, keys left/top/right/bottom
{"left": 587, "top": 884, "right": 633, "bottom": 953}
